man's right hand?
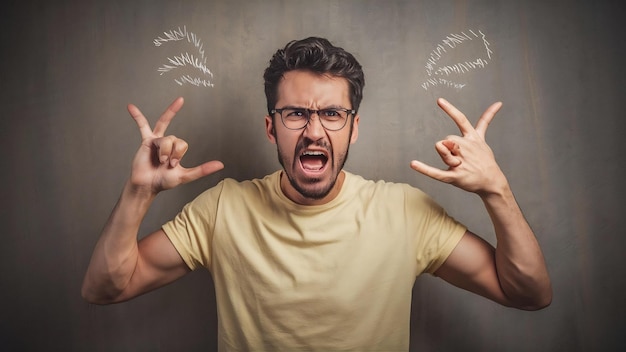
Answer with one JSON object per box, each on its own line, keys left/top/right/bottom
{"left": 127, "top": 97, "right": 224, "bottom": 194}
{"left": 81, "top": 97, "right": 222, "bottom": 304}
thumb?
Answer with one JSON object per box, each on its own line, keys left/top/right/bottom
{"left": 410, "top": 160, "right": 449, "bottom": 183}
{"left": 180, "top": 160, "right": 224, "bottom": 184}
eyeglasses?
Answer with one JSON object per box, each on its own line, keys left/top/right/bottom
{"left": 270, "top": 107, "right": 355, "bottom": 131}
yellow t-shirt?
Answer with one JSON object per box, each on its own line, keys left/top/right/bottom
{"left": 163, "top": 170, "right": 466, "bottom": 351}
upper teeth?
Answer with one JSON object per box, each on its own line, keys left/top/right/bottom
{"left": 302, "top": 151, "right": 324, "bottom": 156}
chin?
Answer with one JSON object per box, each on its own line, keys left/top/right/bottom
{"left": 291, "top": 174, "right": 337, "bottom": 200}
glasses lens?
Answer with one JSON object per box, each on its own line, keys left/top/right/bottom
{"left": 281, "top": 109, "right": 308, "bottom": 129}
{"left": 319, "top": 109, "right": 348, "bottom": 131}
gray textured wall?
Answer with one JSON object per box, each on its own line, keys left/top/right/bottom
{"left": 1, "top": 0, "right": 624, "bottom": 351}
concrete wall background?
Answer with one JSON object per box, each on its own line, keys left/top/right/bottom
{"left": 1, "top": 1, "right": 624, "bottom": 350}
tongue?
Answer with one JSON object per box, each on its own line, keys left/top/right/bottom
{"left": 301, "top": 155, "right": 326, "bottom": 170}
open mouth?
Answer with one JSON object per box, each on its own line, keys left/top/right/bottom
{"left": 299, "top": 150, "right": 329, "bottom": 171}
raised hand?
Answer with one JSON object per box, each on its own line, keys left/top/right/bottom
{"left": 410, "top": 98, "right": 507, "bottom": 196}
{"left": 127, "top": 97, "right": 224, "bottom": 194}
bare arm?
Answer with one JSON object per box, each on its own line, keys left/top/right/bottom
{"left": 411, "top": 98, "right": 552, "bottom": 310}
{"left": 81, "top": 97, "right": 223, "bottom": 304}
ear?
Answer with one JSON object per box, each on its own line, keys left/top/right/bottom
{"left": 265, "top": 115, "right": 276, "bottom": 144}
{"left": 350, "top": 114, "right": 360, "bottom": 144}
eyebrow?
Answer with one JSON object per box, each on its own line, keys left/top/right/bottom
{"left": 280, "top": 105, "right": 347, "bottom": 110}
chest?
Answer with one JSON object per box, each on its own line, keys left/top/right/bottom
{"left": 213, "top": 205, "right": 416, "bottom": 299}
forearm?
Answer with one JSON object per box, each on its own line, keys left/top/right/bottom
{"left": 81, "top": 181, "right": 156, "bottom": 304}
{"left": 481, "top": 182, "right": 552, "bottom": 310}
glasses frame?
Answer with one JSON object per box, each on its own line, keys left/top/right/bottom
{"left": 270, "top": 107, "right": 356, "bottom": 131}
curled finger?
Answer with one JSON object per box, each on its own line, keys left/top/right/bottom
{"left": 153, "top": 135, "right": 177, "bottom": 165}
{"left": 169, "top": 138, "right": 189, "bottom": 167}
{"left": 442, "top": 139, "right": 462, "bottom": 156}
{"left": 435, "top": 140, "right": 462, "bottom": 167}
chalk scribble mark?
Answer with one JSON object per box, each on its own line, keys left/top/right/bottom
{"left": 153, "top": 26, "right": 214, "bottom": 88}
{"left": 421, "top": 29, "right": 493, "bottom": 90}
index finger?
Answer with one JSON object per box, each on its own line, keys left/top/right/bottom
{"left": 127, "top": 103, "right": 153, "bottom": 139}
{"left": 153, "top": 97, "right": 185, "bottom": 137}
{"left": 437, "top": 98, "right": 474, "bottom": 136}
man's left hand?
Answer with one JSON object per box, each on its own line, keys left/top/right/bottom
{"left": 410, "top": 98, "right": 508, "bottom": 196}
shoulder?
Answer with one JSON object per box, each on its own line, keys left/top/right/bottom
{"left": 177, "top": 172, "right": 281, "bottom": 222}
{"left": 195, "top": 171, "right": 280, "bottom": 195}
{"left": 220, "top": 171, "right": 280, "bottom": 195}
{"left": 343, "top": 171, "right": 432, "bottom": 202}
{"left": 190, "top": 171, "right": 282, "bottom": 209}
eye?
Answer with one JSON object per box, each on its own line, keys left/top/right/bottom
{"left": 284, "top": 109, "right": 307, "bottom": 119}
{"left": 320, "top": 109, "right": 344, "bottom": 120}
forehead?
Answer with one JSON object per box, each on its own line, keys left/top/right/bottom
{"left": 276, "top": 70, "right": 350, "bottom": 107}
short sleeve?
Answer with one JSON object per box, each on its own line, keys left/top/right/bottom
{"left": 405, "top": 186, "right": 467, "bottom": 274}
{"left": 161, "top": 181, "right": 225, "bottom": 271}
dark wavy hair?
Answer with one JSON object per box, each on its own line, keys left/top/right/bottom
{"left": 263, "top": 37, "right": 365, "bottom": 115}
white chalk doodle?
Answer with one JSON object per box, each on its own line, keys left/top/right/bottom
{"left": 153, "top": 26, "right": 214, "bottom": 88}
{"left": 421, "top": 29, "right": 493, "bottom": 90}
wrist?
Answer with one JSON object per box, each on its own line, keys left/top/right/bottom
{"left": 123, "top": 180, "right": 158, "bottom": 203}
{"left": 477, "top": 173, "right": 511, "bottom": 200}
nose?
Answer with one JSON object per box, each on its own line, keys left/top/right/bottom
{"left": 303, "top": 111, "right": 325, "bottom": 140}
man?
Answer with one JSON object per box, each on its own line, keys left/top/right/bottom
{"left": 82, "top": 37, "right": 551, "bottom": 350}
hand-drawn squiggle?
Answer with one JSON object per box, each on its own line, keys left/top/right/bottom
{"left": 421, "top": 30, "right": 493, "bottom": 90}
{"left": 153, "top": 26, "right": 214, "bottom": 88}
